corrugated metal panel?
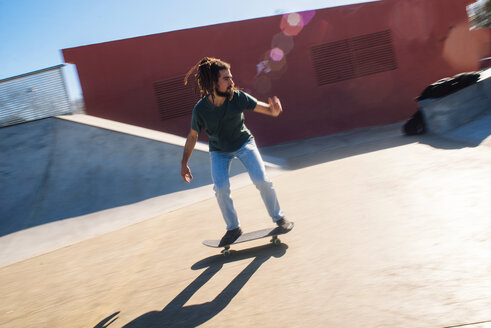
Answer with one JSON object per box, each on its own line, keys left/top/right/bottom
{"left": 153, "top": 75, "right": 200, "bottom": 121}
{"left": 311, "top": 30, "right": 398, "bottom": 86}
{"left": 0, "top": 65, "right": 72, "bottom": 127}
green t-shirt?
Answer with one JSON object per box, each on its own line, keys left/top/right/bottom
{"left": 191, "top": 90, "right": 258, "bottom": 152}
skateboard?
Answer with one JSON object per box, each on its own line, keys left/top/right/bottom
{"left": 203, "top": 223, "right": 294, "bottom": 256}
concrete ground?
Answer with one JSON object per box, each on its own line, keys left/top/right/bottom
{"left": 1, "top": 117, "right": 490, "bottom": 327}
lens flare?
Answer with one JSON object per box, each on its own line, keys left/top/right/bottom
{"left": 281, "top": 15, "right": 303, "bottom": 36}
{"left": 287, "top": 13, "right": 301, "bottom": 27}
{"left": 254, "top": 10, "right": 316, "bottom": 94}
{"left": 271, "top": 32, "right": 294, "bottom": 55}
{"left": 270, "top": 48, "right": 284, "bottom": 62}
{"left": 254, "top": 75, "right": 272, "bottom": 94}
{"left": 300, "top": 10, "right": 316, "bottom": 26}
{"left": 256, "top": 60, "right": 271, "bottom": 76}
{"left": 280, "top": 10, "right": 316, "bottom": 36}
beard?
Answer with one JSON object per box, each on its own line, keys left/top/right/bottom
{"left": 215, "top": 86, "right": 233, "bottom": 98}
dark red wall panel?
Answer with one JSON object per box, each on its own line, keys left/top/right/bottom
{"left": 63, "top": 0, "right": 491, "bottom": 147}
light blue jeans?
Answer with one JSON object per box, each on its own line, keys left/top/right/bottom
{"left": 210, "top": 139, "right": 284, "bottom": 231}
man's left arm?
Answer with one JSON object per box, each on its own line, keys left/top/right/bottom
{"left": 253, "top": 96, "right": 283, "bottom": 117}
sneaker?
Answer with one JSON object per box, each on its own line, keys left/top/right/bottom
{"left": 276, "top": 217, "right": 294, "bottom": 231}
{"left": 219, "top": 227, "right": 242, "bottom": 247}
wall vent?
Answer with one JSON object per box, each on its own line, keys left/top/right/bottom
{"left": 153, "top": 76, "right": 200, "bottom": 120}
{"left": 311, "top": 30, "right": 397, "bottom": 85}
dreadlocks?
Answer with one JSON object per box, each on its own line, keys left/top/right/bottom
{"left": 185, "top": 57, "right": 234, "bottom": 100}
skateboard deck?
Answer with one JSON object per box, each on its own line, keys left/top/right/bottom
{"left": 203, "top": 223, "right": 294, "bottom": 255}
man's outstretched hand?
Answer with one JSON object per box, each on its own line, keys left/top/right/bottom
{"left": 181, "top": 165, "right": 193, "bottom": 183}
{"left": 268, "top": 96, "right": 283, "bottom": 117}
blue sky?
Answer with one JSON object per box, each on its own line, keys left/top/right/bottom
{"left": 0, "top": 0, "right": 378, "bottom": 101}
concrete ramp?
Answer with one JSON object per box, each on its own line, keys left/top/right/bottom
{"left": 0, "top": 119, "right": 490, "bottom": 327}
{"left": 0, "top": 116, "right": 216, "bottom": 237}
{"left": 420, "top": 68, "right": 491, "bottom": 140}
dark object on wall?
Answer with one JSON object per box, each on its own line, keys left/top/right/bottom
{"left": 416, "top": 72, "right": 481, "bottom": 101}
{"left": 403, "top": 110, "right": 426, "bottom": 135}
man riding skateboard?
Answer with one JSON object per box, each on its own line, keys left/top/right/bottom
{"left": 181, "top": 57, "right": 292, "bottom": 246}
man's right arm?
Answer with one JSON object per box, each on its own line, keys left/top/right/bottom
{"left": 181, "top": 129, "right": 199, "bottom": 183}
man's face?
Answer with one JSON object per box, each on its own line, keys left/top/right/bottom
{"left": 215, "top": 68, "right": 234, "bottom": 97}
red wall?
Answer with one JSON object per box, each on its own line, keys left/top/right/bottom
{"left": 63, "top": 0, "right": 490, "bottom": 147}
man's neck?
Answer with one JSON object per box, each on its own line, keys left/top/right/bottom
{"left": 209, "top": 94, "right": 226, "bottom": 107}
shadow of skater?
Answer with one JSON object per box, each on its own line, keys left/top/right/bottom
{"left": 94, "top": 312, "right": 120, "bottom": 327}
{"left": 120, "top": 244, "right": 287, "bottom": 328}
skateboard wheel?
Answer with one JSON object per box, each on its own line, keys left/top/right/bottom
{"left": 271, "top": 236, "right": 281, "bottom": 245}
{"left": 221, "top": 248, "right": 230, "bottom": 256}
